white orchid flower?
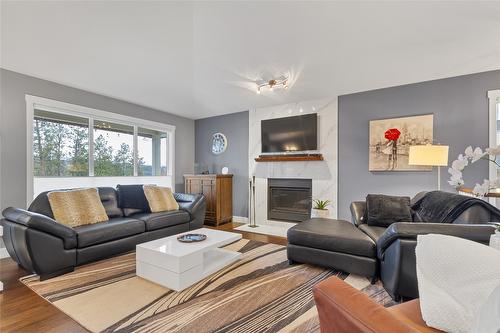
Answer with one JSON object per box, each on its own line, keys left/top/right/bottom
{"left": 448, "top": 178, "right": 464, "bottom": 187}
{"left": 472, "top": 179, "right": 490, "bottom": 197}
{"left": 486, "top": 146, "right": 500, "bottom": 156}
{"left": 448, "top": 167, "right": 462, "bottom": 178}
{"left": 448, "top": 167, "right": 464, "bottom": 187}
{"left": 471, "top": 147, "right": 486, "bottom": 163}
{"left": 457, "top": 154, "right": 469, "bottom": 166}
{"left": 448, "top": 167, "right": 460, "bottom": 176}
{"left": 464, "top": 146, "right": 474, "bottom": 159}
{"left": 451, "top": 159, "right": 468, "bottom": 171}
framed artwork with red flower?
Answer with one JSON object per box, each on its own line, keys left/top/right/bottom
{"left": 369, "top": 114, "right": 434, "bottom": 171}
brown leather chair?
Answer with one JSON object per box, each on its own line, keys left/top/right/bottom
{"left": 313, "top": 276, "right": 442, "bottom": 333}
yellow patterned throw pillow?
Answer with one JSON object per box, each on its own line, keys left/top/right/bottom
{"left": 143, "top": 185, "right": 179, "bottom": 213}
{"left": 47, "top": 188, "right": 109, "bottom": 227}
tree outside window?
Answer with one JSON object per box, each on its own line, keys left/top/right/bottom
{"left": 33, "top": 110, "right": 170, "bottom": 178}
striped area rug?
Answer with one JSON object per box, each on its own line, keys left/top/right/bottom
{"left": 20, "top": 239, "right": 394, "bottom": 333}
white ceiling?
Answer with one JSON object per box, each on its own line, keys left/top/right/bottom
{"left": 2, "top": 1, "right": 500, "bottom": 119}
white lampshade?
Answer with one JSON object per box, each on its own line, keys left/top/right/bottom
{"left": 409, "top": 145, "right": 449, "bottom": 166}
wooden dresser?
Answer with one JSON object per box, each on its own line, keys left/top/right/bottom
{"left": 184, "top": 174, "right": 233, "bottom": 226}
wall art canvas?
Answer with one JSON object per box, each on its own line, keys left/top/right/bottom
{"left": 369, "top": 114, "right": 434, "bottom": 171}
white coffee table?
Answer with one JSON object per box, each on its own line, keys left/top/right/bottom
{"left": 136, "top": 228, "right": 242, "bottom": 291}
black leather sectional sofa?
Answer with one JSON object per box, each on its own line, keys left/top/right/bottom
{"left": 1, "top": 187, "right": 206, "bottom": 279}
{"left": 288, "top": 191, "right": 499, "bottom": 301}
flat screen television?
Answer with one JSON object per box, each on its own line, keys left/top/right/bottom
{"left": 261, "top": 113, "right": 318, "bottom": 153}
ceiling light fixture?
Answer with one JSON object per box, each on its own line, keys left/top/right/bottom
{"left": 256, "top": 76, "right": 288, "bottom": 94}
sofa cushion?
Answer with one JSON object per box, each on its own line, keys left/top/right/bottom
{"left": 122, "top": 208, "right": 144, "bottom": 217}
{"left": 28, "top": 187, "right": 123, "bottom": 219}
{"left": 48, "top": 188, "right": 109, "bottom": 227}
{"left": 143, "top": 185, "right": 179, "bottom": 213}
{"left": 366, "top": 194, "right": 412, "bottom": 227}
{"left": 287, "top": 218, "right": 376, "bottom": 258}
{"left": 116, "top": 184, "right": 150, "bottom": 216}
{"left": 98, "top": 187, "right": 123, "bottom": 218}
{"left": 358, "top": 224, "right": 387, "bottom": 243}
{"left": 133, "top": 210, "right": 190, "bottom": 231}
{"left": 75, "top": 217, "right": 145, "bottom": 248}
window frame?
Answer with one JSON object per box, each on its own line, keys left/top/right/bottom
{"left": 26, "top": 95, "right": 176, "bottom": 206}
{"left": 488, "top": 89, "right": 500, "bottom": 205}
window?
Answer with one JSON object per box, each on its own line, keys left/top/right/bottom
{"left": 34, "top": 110, "right": 89, "bottom": 177}
{"left": 488, "top": 89, "right": 500, "bottom": 206}
{"left": 93, "top": 121, "right": 134, "bottom": 176}
{"left": 138, "top": 127, "right": 169, "bottom": 176}
{"left": 27, "top": 95, "right": 175, "bottom": 204}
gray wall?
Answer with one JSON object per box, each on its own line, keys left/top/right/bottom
{"left": 195, "top": 111, "right": 249, "bottom": 217}
{"left": 338, "top": 70, "right": 500, "bottom": 219}
{"left": 0, "top": 69, "right": 195, "bottom": 211}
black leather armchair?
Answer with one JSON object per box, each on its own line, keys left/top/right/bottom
{"left": 1, "top": 187, "right": 206, "bottom": 279}
{"left": 376, "top": 222, "right": 495, "bottom": 300}
{"left": 350, "top": 191, "right": 498, "bottom": 300}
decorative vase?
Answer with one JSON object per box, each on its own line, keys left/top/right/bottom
{"left": 490, "top": 230, "right": 500, "bottom": 251}
{"left": 311, "top": 209, "right": 329, "bottom": 219}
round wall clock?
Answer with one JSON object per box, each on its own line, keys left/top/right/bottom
{"left": 211, "top": 132, "right": 228, "bottom": 154}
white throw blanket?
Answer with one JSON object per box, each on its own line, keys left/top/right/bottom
{"left": 416, "top": 234, "right": 500, "bottom": 333}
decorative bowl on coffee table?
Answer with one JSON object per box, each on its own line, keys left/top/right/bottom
{"left": 177, "top": 233, "right": 207, "bottom": 243}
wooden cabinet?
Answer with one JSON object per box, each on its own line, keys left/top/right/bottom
{"left": 184, "top": 174, "right": 233, "bottom": 226}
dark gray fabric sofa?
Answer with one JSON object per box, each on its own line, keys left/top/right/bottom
{"left": 1, "top": 187, "right": 206, "bottom": 280}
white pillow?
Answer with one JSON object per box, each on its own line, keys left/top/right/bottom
{"left": 416, "top": 234, "right": 500, "bottom": 333}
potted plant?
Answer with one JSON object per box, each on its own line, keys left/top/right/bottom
{"left": 311, "top": 199, "right": 331, "bottom": 218}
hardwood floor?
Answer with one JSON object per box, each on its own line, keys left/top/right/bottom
{"left": 0, "top": 223, "right": 286, "bottom": 333}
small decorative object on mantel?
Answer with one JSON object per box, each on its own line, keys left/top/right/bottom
{"left": 448, "top": 145, "right": 500, "bottom": 197}
{"left": 221, "top": 166, "right": 229, "bottom": 175}
{"left": 211, "top": 132, "right": 227, "bottom": 155}
{"left": 177, "top": 233, "right": 207, "bottom": 243}
{"left": 311, "top": 199, "right": 331, "bottom": 218}
{"left": 369, "top": 114, "right": 434, "bottom": 171}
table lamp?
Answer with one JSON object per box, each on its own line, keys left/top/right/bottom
{"left": 409, "top": 144, "right": 449, "bottom": 190}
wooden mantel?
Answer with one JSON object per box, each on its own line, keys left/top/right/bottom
{"left": 254, "top": 154, "right": 324, "bottom": 162}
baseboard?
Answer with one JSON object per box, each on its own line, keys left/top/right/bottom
{"left": 232, "top": 216, "right": 249, "bottom": 224}
{"left": 0, "top": 247, "right": 10, "bottom": 259}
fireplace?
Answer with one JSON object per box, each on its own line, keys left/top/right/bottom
{"left": 267, "top": 178, "right": 312, "bottom": 222}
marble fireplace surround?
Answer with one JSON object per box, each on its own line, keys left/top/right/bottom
{"left": 237, "top": 98, "right": 338, "bottom": 237}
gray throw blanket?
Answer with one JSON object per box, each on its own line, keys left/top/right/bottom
{"left": 411, "top": 191, "right": 500, "bottom": 223}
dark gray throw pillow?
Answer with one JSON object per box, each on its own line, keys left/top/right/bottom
{"left": 116, "top": 184, "right": 150, "bottom": 215}
{"left": 366, "top": 194, "right": 413, "bottom": 227}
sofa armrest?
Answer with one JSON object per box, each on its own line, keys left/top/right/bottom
{"left": 173, "top": 193, "right": 206, "bottom": 228}
{"left": 174, "top": 193, "right": 204, "bottom": 214}
{"left": 313, "top": 276, "right": 416, "bottom": 333}
{"left": 2, "top": 207, "right": 77, "bottom": 249}
{"left": 377, "top": 222, "right": 495, "bottom": 259}
{"left": 350, "top": 201, "right": 366, "bottom": 226}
